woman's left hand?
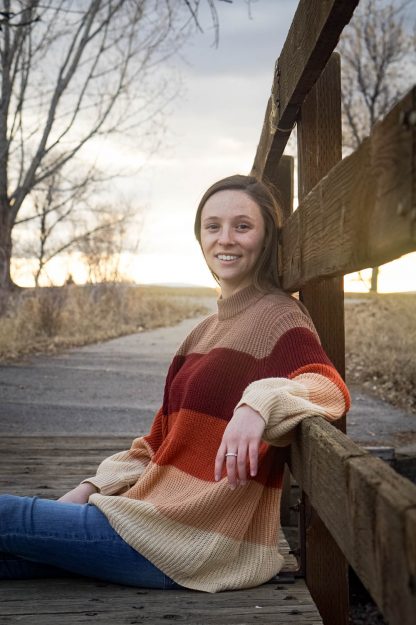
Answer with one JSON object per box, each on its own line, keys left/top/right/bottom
{"left": 215, "top": 404, "right": 265, "bottom": 489}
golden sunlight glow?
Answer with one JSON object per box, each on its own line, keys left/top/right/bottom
{"left": 12, "top": 251, "right": 416, "bottom": 293}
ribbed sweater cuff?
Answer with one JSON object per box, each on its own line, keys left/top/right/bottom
{"left": 235, "top": 377, "right": 307, "bottom": 426}
{"left": 81, "top": 475, "right": 126, "bottom": 496}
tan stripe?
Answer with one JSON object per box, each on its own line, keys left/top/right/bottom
{"left": 90, "top": 493, "right": 284, "bottom": 592}
{"left": 178, "top": 294, "right": 317, "bottom": 359}
{"left": 295, "top": 372, "right": 347, "bottom": 414}
{"left": 121, "top": 463, "right": 280, "bottom": 545}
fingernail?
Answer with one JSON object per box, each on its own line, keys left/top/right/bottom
{"left": 229, "top": 484, "right": 236, "bottom": 491}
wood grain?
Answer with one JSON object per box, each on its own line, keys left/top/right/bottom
{"left": 289, "top": 417, "right": 416, "bottom": 625}
{"left": 273, "top": 154, "right": 294, "bottom": 222}
{"left": 296, "top": 52, "right": 348, "bottom": 625}
{"left": 0, "top": 579, "right": 324, "bottom": 624}
{"left": 281, "top": 87, "right": 416, "bottom": 291}
{"left": 252, "top": 0, "right": 359, "bottom": 180}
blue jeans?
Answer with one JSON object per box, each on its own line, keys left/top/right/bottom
{"left": 0, "top": 494, "right": 180, "bottom": 589}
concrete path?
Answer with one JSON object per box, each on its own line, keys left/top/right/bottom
{"left": 0, "top": 314, "right": 209, "bottom": 437}
{"left": 0, "top": 307, "right": 415, "bottom": 458}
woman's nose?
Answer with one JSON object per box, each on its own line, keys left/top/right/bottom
{"left": 218, "top": 227, "right": 234, "bottom": 245}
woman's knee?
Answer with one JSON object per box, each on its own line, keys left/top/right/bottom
{"left": 0, "top": 494, "right": 26, "bottom": 521}
{"left": 0, "top": 494, "right": 36, "bottom": 534}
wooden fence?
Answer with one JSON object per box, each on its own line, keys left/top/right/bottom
{"left": 251, "top": 1, "right": 416, "bottom": 624}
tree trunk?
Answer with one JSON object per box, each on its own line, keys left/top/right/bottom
{"left": 0, "top": 217, "right": 16, "bottom": 290}
{"left": 370, "top": 266, "right": 379, "bottom": 292}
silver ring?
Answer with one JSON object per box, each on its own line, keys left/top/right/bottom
{"left": 225, "top": 452, "right": 238, "bottom": 458}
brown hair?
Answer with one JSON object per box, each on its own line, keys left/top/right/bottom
{"left": 194, "top": 174, "right": 283, "bottom": 291}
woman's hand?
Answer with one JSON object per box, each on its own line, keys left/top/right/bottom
{"left": 215, "top": 404, "right": 265, "bottom": 489}
{"left": 57, "top": 482, "right": 98, "bottom": 504}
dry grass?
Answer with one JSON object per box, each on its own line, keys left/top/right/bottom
{"left": 0, "top": 284, "right": 215, "bottom": 361}
{"left": 345, "top": 292, "right": 416, "bottom": 414}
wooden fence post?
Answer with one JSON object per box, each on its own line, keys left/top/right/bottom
{"left": 296, "top": 53, "right": 349, "bottom": 625}
{"left": 265, "top": 155, "right": 295, "bottom": 528}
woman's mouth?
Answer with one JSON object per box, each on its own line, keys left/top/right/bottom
{"left": 216, "top": 254, "right": 241, "bottom": 262}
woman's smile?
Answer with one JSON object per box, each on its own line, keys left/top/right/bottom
{"left": 215, "top": 254, "right": 241, "bottom": 263}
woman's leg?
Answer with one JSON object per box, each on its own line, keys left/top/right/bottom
{"left": 0, "top": 494, "right": 179, "bottom": 589}
{"left": 0, "top": 553, "right": 76, "bottom": 580}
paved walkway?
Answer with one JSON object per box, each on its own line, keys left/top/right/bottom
{"left": 0, "top": 314, "right": 207, "bottom": 437}
{"left": 0, "top": 307, "right": 415, "bottom": 458}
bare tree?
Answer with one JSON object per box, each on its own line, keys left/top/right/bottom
{"left": 338, "top": 0, "right": 416, "bottom": 291}
{"left": 77, "top": 207, "right": 137, "bottom": 284}
{"left": 13, "top": 163, "right": 128, "bottom": 286}
{"left": 15, "top": 163, "right": 87, "bottom": 285}
{"left": 0, "top": 0, "right": 231, "bottom": 292}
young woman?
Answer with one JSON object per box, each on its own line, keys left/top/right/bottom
{"left": 0, "top": 175, "right": 350, "bottom": 592}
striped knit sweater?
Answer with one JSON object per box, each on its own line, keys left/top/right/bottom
{"left": 85, "top": 284, "right": 350, "bottom": 593}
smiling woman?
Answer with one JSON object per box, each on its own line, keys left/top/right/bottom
{"left": 0, "top": 174, "right": 350, "bottom": 593}
{"left": 194, "top": 175, "right": 283, "bottom": 295}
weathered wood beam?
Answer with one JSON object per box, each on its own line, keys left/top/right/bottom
{"left": 252, "top": 0, "right": 359, "bottom": 181}
{"left": 272, "top": 154, "right": 294, "bottom": 222}
{"left": 296, "top": 52, "right": 348, "bottom": 625}
{"left": 289, "top": 417, "right": 416, "bottom": 625}
{"left": 281, "top": 86, "right": 416, "bottom": 291}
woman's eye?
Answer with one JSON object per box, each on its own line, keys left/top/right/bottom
{"left": 206, "top": 224, "right": 219, "bottom": 231}
{"left": 236, "top": 223, "right": 250, "bottom": 231}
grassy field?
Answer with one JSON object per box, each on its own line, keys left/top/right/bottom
{"left": 345, "top": 292, "right": 416, "bottom": 415}
{"left": 1, "top": 285, "right": 414, "bottom": 415}
{"left": 0, "top": 283, "right": 216, "bottom": 361}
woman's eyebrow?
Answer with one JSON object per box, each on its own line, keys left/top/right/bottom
{"left": 202, "top": 214, "right": 254, "bottom": 222}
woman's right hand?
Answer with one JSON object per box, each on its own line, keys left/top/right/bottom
{"left": 57, "top": 482, "right": 98, "bottom": 504}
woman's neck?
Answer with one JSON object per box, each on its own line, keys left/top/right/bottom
{"left": 219, "top": 279, "right": 253, "bottom": 300}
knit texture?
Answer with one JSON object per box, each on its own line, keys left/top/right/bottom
{"left": 85, "top": 285, "right": 350, "bottom": 592}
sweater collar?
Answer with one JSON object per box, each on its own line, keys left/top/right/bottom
{"left": 217, "top": 285, "right": 265, "bottom": 321}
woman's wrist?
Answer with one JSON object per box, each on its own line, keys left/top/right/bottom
{"left": 79, "top": 481, "right": 99, "bottom": 495}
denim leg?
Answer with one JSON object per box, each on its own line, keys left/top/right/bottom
{"left": 0, "top": 554, "right": 77, "bottom": 580}
{"left": 0, "top": 494, "right": 179, "bottom": 589}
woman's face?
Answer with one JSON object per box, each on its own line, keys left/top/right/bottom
{"left": 200, "top": 190, "right": 266, "bottom": 298}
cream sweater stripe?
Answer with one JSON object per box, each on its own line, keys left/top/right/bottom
{"left": 89, "top": 493, "right": 284, "bottom": 593}
{"left": 82, "top": 436, "right": 154, "bottom": 495}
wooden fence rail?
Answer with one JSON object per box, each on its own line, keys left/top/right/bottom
{"left": 252, "top": 0, "right": 360, "bottom": 179}
{"left": 289, "top": 418, "right": 416, "bottom": 625}
{"left": 281, "top": 87, "right": 416, "bottom": 291}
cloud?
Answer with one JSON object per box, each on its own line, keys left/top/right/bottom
{"left": 178, "top": 0, "right": 298, "bottom": 78}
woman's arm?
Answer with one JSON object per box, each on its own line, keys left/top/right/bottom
{"left": 57, "top": 438, "right": 152, "bottom": 503}
{"left": 79, "top": 436, "right": 153, "bottom": 496}
{"left": 58, "top": 482, "right": 98, "bottom": 504}
{"left": 216, "top": 313, "right": 350, "bottom": 488}
{"left": 59, "top": 407, "right": 165, "bottom": 501}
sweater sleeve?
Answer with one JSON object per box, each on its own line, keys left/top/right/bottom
{"left": 81, "top": 406, "right": 164, "bottom": 495}
{"left": 81, "top": 437, "right": 152, "bottom": 495}
{"left": 234, "top": 311, "right": 350, "bottom": 447}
